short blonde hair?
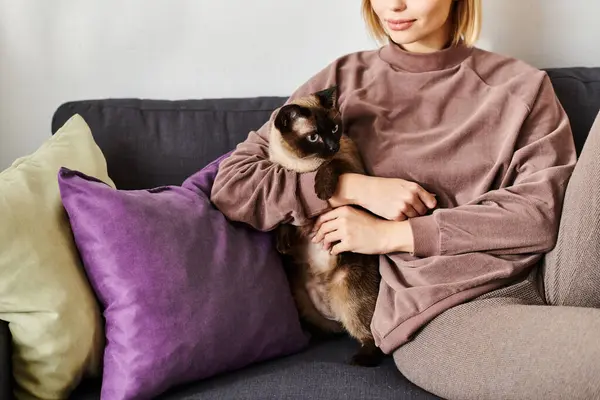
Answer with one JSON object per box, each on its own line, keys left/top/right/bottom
{"left": 361, "top": 0, "right": 482, "bottom": 47}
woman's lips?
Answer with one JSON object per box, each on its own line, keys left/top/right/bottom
{"left": 386, "top": 19, "right": 416, "bottom": 31}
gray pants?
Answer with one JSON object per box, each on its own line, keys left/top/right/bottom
{"left": 395, "top": 114, "right": 600, "bottom": 400}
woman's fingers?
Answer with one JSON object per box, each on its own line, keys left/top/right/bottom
{"left": 395, "top": 212, "right": 408, "bottom": 221}
{"left": 312, "top": 219, "right": 339, "bottom": 243}
{"left": 322, "top": 230, "right": 344, "bottom": 250}
{"left": 312, "top": 208, "right": 342, "bottom": 235}
{"left": 330, "top": 241, "right": 351, "bottom": 255}
{"left": 400, "top": 203, "right": 419, "bottom": 219}
{"left": 407, "top": 193, "right": 428, "bottom": 215}
{"left": 416, "top": 186, "right": 437, "bottom": 209}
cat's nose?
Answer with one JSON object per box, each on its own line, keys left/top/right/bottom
{"left": 327, "top": 142, "right": 340, "bottom": 153}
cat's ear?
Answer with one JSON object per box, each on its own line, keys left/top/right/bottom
{"left": 314, "top": 86, "right": 338, "bottom": 109}
{"left": 274, "top": 104, "right": 307, "bottom": 133}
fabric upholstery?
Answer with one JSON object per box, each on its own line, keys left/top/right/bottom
{"left": 58, "top": 154, "right": 308, "bottom": 399}
{"left": 0, "top": 115, "right": 110, "bottom": 399}
{"left": 546, "top": 67, "right": 600, "bottom": 155}
{"left": 51, "top": 98, "right": 286, "bottom": 189}
{"left": 70, "top": 337, "right": 439, "bottom": 400}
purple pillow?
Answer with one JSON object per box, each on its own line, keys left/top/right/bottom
{"left": 58, "top": 154, "right": 308, "bottom": 400}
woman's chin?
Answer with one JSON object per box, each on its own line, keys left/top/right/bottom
{"left": 387, "top": 33, "right": 421, "bottom": 47}
{"left": 387, "top": 33, "right": 449, "bottom": 53}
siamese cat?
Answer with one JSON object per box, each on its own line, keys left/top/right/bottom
{"left": 269, "top": 86, "right": 383, "bottom": 367}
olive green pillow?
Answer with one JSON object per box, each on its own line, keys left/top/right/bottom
{"left": 0, "top": 114, "right": 113, "bottom": 399}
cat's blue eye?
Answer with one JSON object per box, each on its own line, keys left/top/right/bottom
{"left": 307, "top": 134, "right": 319, "bottom": 143}
{"left": 332, "top": 125, "right": 339, "bottom": 134}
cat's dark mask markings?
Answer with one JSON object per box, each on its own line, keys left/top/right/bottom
{"left": 273, "top": 86, "right": 343, "bottom": 160}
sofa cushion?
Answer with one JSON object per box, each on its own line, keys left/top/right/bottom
{"left": 69, "top": 336, "right": 441, "bottom": 400}
{"left": 58, "top": 153, "right": 309, "bottom": 399}
{"left": 0, "top": 114, "right": 110, "bottom": 399}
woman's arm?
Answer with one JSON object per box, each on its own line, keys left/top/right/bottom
{"left": 210, "top": 62, "right": 340, "bottom": 231}
{"left": 311, "top": 205, "right": 415, "bottom": 255}
{"left": 312, "top": 171, "right": 432, "bottom": 255}
{"left": 406, "top": 75, "right": 576, "bottom": 258}
{"left": 328, "top": 173, "right": 437, "bottom": 220}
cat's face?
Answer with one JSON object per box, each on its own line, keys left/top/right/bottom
{"left": 273, "top": 87, "right": 343, "bottom": 160}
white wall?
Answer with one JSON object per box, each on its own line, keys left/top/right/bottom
{"left": 1, "top": 0, "right": 599, "bottom": 169}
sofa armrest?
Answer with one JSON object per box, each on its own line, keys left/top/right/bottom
{"left": 0, "top": 320, "right": 12, "bottom": 399}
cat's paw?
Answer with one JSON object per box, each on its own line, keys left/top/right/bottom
{"left": 314, "top": 167, "right": 338, "bottom": 200}
{"left": 348, "top": 342, "right": 384, "bottom": 367}
{"left": 275, "top": 239, "right": 290, "bottom": 255}
{"left": 349, "top": 351, "right": 383, "bottom": 367}
{"left": 275, "top": 225, "right": 295, "bottom": 255}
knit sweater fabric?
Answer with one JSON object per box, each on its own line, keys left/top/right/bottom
{"left": 210, "top": 42, "right": 577, "bottom": 354}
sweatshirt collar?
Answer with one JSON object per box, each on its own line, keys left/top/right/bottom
{"left": 379, "top": 40, "right": 473, "bottom": 72}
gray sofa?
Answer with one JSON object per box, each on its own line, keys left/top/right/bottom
{"left": 0, "top": 66, "right": 599, "bottom": 399}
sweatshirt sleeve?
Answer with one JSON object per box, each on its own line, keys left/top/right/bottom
{"left": 210, "top": 61, "right": 341, "bottom": 231}
{"left": 409, "top": 74, "right": 577, "bottom": 257}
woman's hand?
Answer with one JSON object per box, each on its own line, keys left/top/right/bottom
{"left": 330, "top": 174, "right": 437, "bottom": 221}
{"left": 311, "top": 206, "right": 414, "bottom": 255}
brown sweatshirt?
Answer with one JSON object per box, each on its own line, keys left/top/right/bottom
{"left": 210, "top": 42, "right": 577, "bottom": 354}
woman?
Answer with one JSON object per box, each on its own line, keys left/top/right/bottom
{"left": 211, "top": 0, "right": 600, "bottom": 398}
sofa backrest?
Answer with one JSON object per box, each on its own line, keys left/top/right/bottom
{"left": 52, "top": 67, "right": 600, "bottom": 190}
{"left": 52, "top": 97, "right": 286, "bottom": 189}
{"left": 545, "top": 68, "right": 600, "bottom": 153}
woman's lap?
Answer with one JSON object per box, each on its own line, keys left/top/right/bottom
{"left": 393, "top": 272, "right": 600, "bottom": 400}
